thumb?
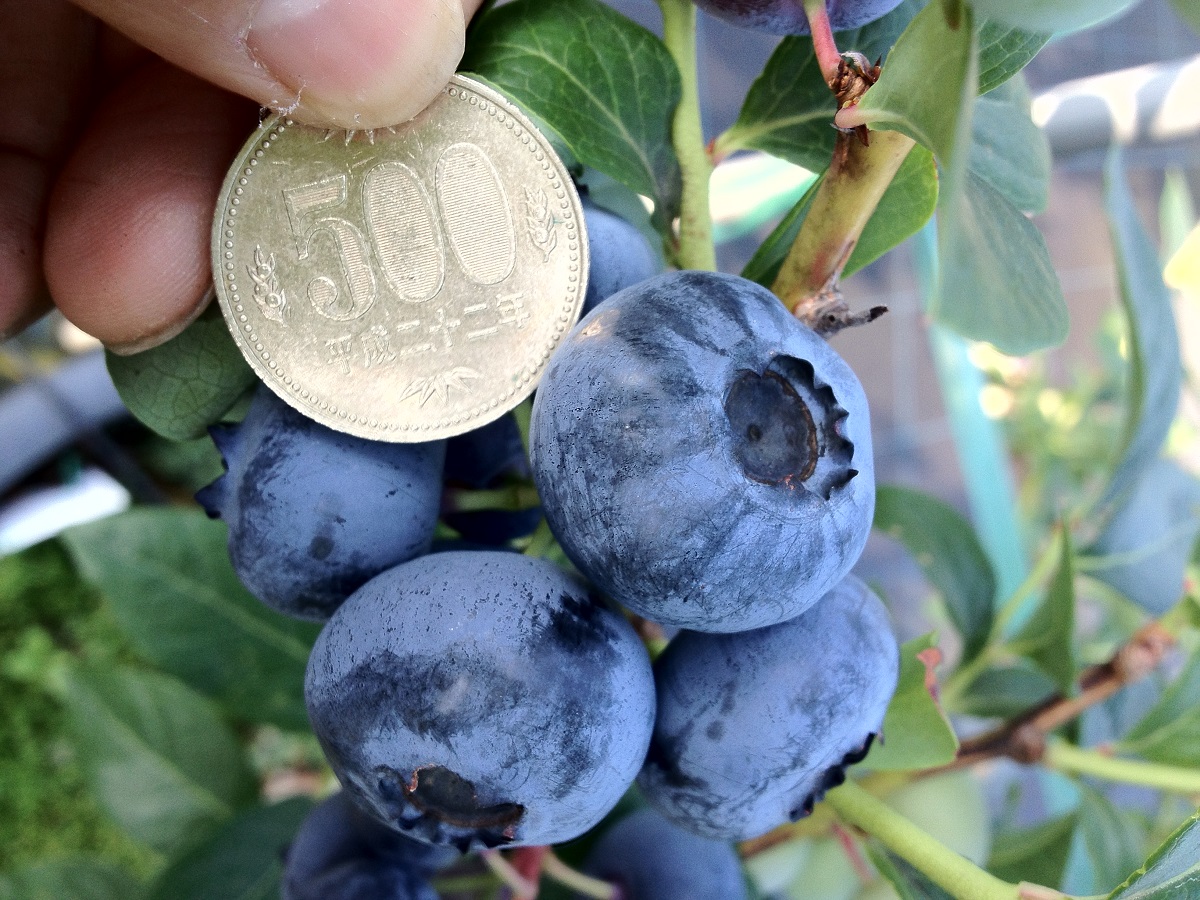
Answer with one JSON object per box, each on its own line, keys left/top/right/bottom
{"left": 72, "top": 0, "right": 483, "bottom": 129}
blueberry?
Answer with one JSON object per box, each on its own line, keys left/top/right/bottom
{"left": 442, "top": 414, "right": 541, "bottom": 545}
{"left": 580, "top": 808, "right": 748, "bottom": 900}
{"left": 637, "top": 575, "right": 898, "bottom": 841}
{"left": 196, "top": 385, "right": 445, "bottom": 620}
{"left": 581, "top": 197, "right": 661, "bottom": 318}
{"left": 1090, "top": 458, "right": 1200, "bottom": 615}
{"left": 529, "top": 270, "right": 874, "bottom": 633}
{"left": 304, "top": 551, "right": 656, "bottom": 850}
{"left": 283, "top": 792, "right": 452, "bottom": 900}
{"left": 692, "top": 0, "right": 906, "bottom": 34}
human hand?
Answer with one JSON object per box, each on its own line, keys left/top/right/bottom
{"left": 0, "top": 0, "right": 482, "bottom": 352}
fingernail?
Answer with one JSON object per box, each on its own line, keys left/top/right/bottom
{"left": 247, "top": 0, "right": 465, "bottom": 129}
{"left": 105, "top": 287, "right": 214, "bottom": 356}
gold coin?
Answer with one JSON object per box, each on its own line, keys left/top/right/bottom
{"left": 211, "top": 75, "right": 588, "bottom": 441}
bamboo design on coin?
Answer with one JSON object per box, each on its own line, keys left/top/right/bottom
{"left": 211, "top": 74, "right": 588, "bottom": 441}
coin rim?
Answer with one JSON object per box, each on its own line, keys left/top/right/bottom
{"left": 210, "top": 73, "right": 589, "bottom": 442}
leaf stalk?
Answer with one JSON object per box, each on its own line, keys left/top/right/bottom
{"left": 656, "top": 0, "right": 716, "bottom": 270}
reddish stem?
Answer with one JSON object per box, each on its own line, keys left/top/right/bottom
{"left": 803, "top": 1, "right": 843, "bottom": 86}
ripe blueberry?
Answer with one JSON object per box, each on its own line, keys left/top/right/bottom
{"left": 304, "top": 551, "right": 656, "bottom": 850}
{"left": 196, "top": 385, "right": 445, "bottom": 620}
{"left": 529, "top": 270, "right": 874, "bottom": 633}
{"left": 692, "top": 0, "right": 906, "bottom": 34}
{"left": 581, "top": 197, "right": 661, "bottom": 317}
{"left": 637, "top": 575, "right": 898, "bottom": 841}
{"left": 283, "top": 792, "right": 453, "bottom": 900}
{"left": 580, "top": 807, "right": 748, "bottom": 900}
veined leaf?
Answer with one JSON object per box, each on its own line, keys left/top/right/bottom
{"left": 1096, "top": 150, "right": 1183, "bottom": 516}
{"left": 61, "top": 664, "right": 255, "bottom": 855}
{"left": 866, "top": 633, "right": 959, "bottom": 771}
{"left": 968, "top": 0, "right": 1139, "bottom": 34}
{"left": 1118, "top": 649, "right": 1200, "bottom": 767}
{"left": 106, "top": 302, "right": 255, "bottom": 441}
{"left": 1011, "top": 529, "right": 1075, "bottom": 691}
{"left": 462, "top": 0, "right": 681, "bottom": 229}
{"left": 970, "top": 75, "right": 1050, "bottom": 214}
{"left": 1108, "top": 809, "right": 1200, "bottom": 899}
{"left": 874, "top": 485, "right": 996, "bottom": 662}
{"left": 63, "top": 508, "right": 319, "bottom": 731}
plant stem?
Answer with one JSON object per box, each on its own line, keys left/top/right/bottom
{"left": 542, "top": 852, "right": 617, "bottom": 898}
{"left": 482, "top": 850, "right": 537, "bottom": 899}
{"left": 657, "top": 0, "right": 716, "bottom": 271}
{"left": 442, "top": 483, "right": 541, "bottom": 514}
{"left": 1045, "top": 739, "right": 1200, "bottom": 795}
{"left": 770, "top": 130, "right": 914, "bottom": 317}
{"left": 803, "top": 0, "right": 843, "bottom": 84}
{"left": 824, "top": 781, "right": 1021, "bottom": 900}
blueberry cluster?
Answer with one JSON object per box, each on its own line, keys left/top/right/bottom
{"left": 200, "top": 201, "right": 898, "bottom": 895}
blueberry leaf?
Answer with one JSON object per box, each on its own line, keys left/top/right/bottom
{"left": 1116, "top": 649, "right": 1200, "bottom": 767}
{"left": 62, "top": 507, "right": 319, "bottom": 732}
{"left": 715, "top": 0, "right": 923, "bottom": 171}
{"left": 987, "top": 812, "right": 1078, "bottom": 889}
{"left": 461, "top": 0, "right": 681, "bottom": 230}
{"left": 873, "top": 485, "right": 996, "bottom": 663}
{"left": 970, "top": 75, "right": 1050, "bottom": 214}
{"left": 953, "top": 661, "right": 1059, "bottom": 719}
{"left": 1010, "top": 529, "right": 1075, "bottom": 691}
{"left": 866, "top": 633, "right": 959, "bottom": 771}
{"left": 1107, "top": 809, "right": 1200, "bottom": 899}
{"left": 976, "top": 21, "right": 1049, "bottom": 95}
{"left": 60, "top": 663, "right": 255, "bottom": 855}
{"left": 1067, "top": 785, "right": 1148, "bottom": 897}
{"left": 1095, "top": 150, "right": 1183, "bottom": 517}
{"left": 147, "top": 799, "right": 313, "bottom": 900}
{"left": 845, "top": 144, "right": 939, "bottom": 276}
{"left": 967, "top": 0, "right": 1139, "bottom": 34}
{"left": 105, "top": 302, "right": 256, "bottom": 441}
{"left": 938, "top": 172, "right": 1068, "bottom": 354}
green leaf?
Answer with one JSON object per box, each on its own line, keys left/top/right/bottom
{"left": 1011, "top": 529, "right": 1075, "bottom": 691}
{"left": 954, "top": 661, "right": 1060, "bottom": 719}
{"left": 1088, "top": 458, "right": 1200, "bottom": 617}
{"left": 873, "top": 485, "right": 996, "bottom": 662}
{"left": 63, "top": 508, "right": 319, "bottom": 732}
{"left": 967, "top": 0, "right": 1139, "bottom": 34}
{"left": 1097, "top": 150, "right": 1183, "bottom": 516}
{"left": 969, "top": 75, "right": 1050, "bottom": 214}
{"left": 0, "top": 857, "right": 143, "bottom": 900}
{"left": 976, "top": 21, "right": 1050, "bottom": 95}
{"left": 105, "top": 303, "right": 256, "bottom": 441}
{"left": 61, "top": 664, "right": 255, "bottom": 854}
{"left": 1118, "top": 649, "right": 1200, "bottom": 767}
{"left": 866, "top": 633, "right": 959, "bottom": 771}
{"left": 716, "top": 0, "right": 922, "bottom": 170}
{"left": 936, "top": 172, "right": 1068, "bottom": 354}
{"left": 148, "top": 798, "right": 314, "bottom": 900}
{"left": 461, "top": 0, "right": 681, "bottom": 228}
{"left": 987, "top": 812, "right": 1078, "bottom": 888}
{"left": 844, "top": 144, "right": 939, "bottom": 276}
{"left": 857, "top": 2, "right": 976, "bottom": 171}
{"left": 1169, "top": 0, "right": 1200, "bottom": 34}
{"left": 1108, "top": 809, "right": 1200, "bottom": 899}
{"left": 1071, "top": 785, "right": 1148, "bottom": 897}
{"left": 867, "top": 844, "right": 955, "bottom": 900}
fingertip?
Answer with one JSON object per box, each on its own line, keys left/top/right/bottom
{"left": 247, "top": 0, "right": 468, "bottom": 128}
{"left": 44, "top": 63, "right": 256, "bottom": 350}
